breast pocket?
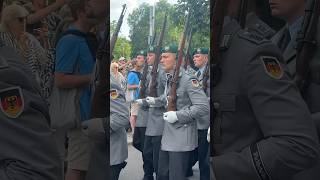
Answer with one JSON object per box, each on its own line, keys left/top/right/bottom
{"left": 176, "top": 89, "right": 190, "bottom": 109}
{"left": 213, "top": 94, "right": 236, "bottom": 144}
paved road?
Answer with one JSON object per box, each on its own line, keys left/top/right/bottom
{"left": 119, "top": 144, "right": 200, "bottom": 180}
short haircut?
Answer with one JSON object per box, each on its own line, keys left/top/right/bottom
{"left": 68, "top": 0, "right": 86, "bottom": 20}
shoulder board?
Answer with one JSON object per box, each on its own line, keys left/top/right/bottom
{"left": 252, "top": 23, "right": 276, "bottom": 39}
{"left": 0, "top": 55, "right": 9, "bottom": 69}
{"left": 238, "top": 29, "right": 269, "bottom": 45}
{"left": 186, "top": 67, "right": 197, "bottom": 77}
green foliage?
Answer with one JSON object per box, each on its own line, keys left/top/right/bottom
{"left": 112, "top": 37, "right": 132, "bottom": 60}
{"left": 110, "top": 20, "right": 132, "bottom": 60}
{"left": 127, "top": 0, "right": 210, "bottom": 58}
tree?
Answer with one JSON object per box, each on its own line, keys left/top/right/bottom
{"left": 127, "top": 0, "right": 210, "bottom": 58}
{"left": 112, "top": 37, "right": 132, "bottom": 60}
{"left": 110, "top": 19, "right": 132, "bottom": 60}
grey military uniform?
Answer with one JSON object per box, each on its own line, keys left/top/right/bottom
{"left": 136, "top": 66, "right": 153, "bottom": 127}
{"left": 0, "top": 43, "right": 62, "bottom": 180}
{"left": 246, "top": 12, "right": 276, "bottom": 40}
{"left": 272, "top": 18, "right": 320, "bottom": 180}
{"left": 195, "top": 66, "right": 210, "bottom": 130}
{"left": 145, "top": 66, "right": 167, "bottom": 136}
{"left": 110, "top": 74, "right": 130, "bottom": 166}
{"left": 157, "top": 68, "right": 209, "bottom": 152}
{"left": 212, "top": 19, "right": 320, "bottom": 180}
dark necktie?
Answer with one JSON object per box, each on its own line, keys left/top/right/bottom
{"left": 278, "top": 28, "right": 291, "bottom": 52}
{"left": 197, "top": 71, "right": 201, "bottom": 78}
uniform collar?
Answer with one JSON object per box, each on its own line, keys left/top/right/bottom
{"left": 287, "top": 16, "right": 303, "bottom": 42}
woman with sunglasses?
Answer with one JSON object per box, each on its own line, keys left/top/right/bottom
{"left": 0, "top": 4, "right": 55, "bottom": 101}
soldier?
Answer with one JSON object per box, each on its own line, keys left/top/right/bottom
{"left": 0, "top": 39, "right": 62, "bottom": 179}
{"left": 144, "top": 44, "right": 209, "bottom": 180}
{"left": 227, "top": 0, "right": 280, "bottom": 40}
{"left": 269, "top": 0, "right": 320, "bottom": 179}
{"left": 109, "top": 74, "right": 130, "bottom": 180}
{"left": 134, "top": 48, "right": 155, "bottom": 180}
{"left": 127, "top": 50, "right": 145, "bottom": 134}
{"left": 211, "top": 9, "right": 320, "bottom": 179}
{"left": 187, "top": 47, "right": 210, "bottom": 180}
{"left": 136, "top": 46, "right": 165, "bottom": 179}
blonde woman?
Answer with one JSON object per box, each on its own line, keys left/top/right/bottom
{"left": 0, "top": 4, "right": 54, "bottom": 100}
{"left": 110, "top": 61, "right": 126, "bottom": 90}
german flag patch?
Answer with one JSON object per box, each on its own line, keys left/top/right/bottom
{"left": 191, "top": 78, "right": 200, "bottom": 88}
{"left": 110, "top": 89, "right": 119, "bottom": 100}
{"left": 0, "top": 87, "right": 24, "bottom": 118}
{"left": 261, "top": 56, "right": 283, "bottom": 79}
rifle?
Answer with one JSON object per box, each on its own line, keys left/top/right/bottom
{"left": 90, "top": 27, "right": 109, "bottom": 118}
{"left": 152, "top": 30, "right": 157, "bottom": 46}
{"left": 236, "top": 0, "right": 248, "bottom": 28}
{"left": 91, "top": 4, "right": 126, "bottom": 118}
{"left": 139, "top": 54, "right": 149, "bottom": 99}
{"left": 202, "top": 53, "right": 210, "bottom": 93}
{"left": 184, "top": 28, "right": 193, "bottom": 70}
{"left": 167, "top": 13, "right": 190, "bottom": 111}
{"left": 212, "top": 0, "right": 229, "bottom": 87}
{"left": 149, "top": 13, "right": 168, "bottom": 97}
{"left": 211, "top": 0, "right": 230, "bottom": 156}
{"left": 110, "top": 4, "right": 127, "bottom": 53}
{"left": 295, "top": 0, "right": 320, "bottom": 92}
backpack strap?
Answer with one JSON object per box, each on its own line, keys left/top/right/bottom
{"left": 61, "top": 30, "right": 98, "bottom": 60}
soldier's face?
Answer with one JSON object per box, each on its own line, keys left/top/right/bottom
{"left": 147, "top": 53, "right": 155, "bottom": 65}
{"left": 160, "top": 53, "right": 176, "bottom": 72}
{"left": 269, "top": 0, "right": 305, "bottom": 21}
{"left": 193, "top": 54, "right": 208, "bottom": 68}
{"left": 136, "top": 55, "right": 145, "bottom": 67}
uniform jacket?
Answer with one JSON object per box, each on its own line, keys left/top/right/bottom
{"left": 272, "top": 18, "right": 320, "bottom": 180}
{"left": 212, "top": 19, "right": 320, "bottom": 180}
{"left": 0, "top": 43, "right": 62, "bottom": 180}
{"left": 145, "top": 66, "right": 166, "bottom": 136}
{"left": 110, "top": 75, "right": 130, "bottom": 165}
{"left": 136, "top": 66, "right": 152, "bottom": 127}
{"left": 195, "top": 66, "right": 210, "bottom": 130}
{"left": 156, "top": 68, "right": 209, "bottom": 152}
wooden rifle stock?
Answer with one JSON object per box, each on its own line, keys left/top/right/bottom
{"left": 295, "top": 0, "right": 320, "bottom": 91}
{"left": 91, "top": 28, "right": 109, "bottom": 118}
{"left": 139, "top": 57, "right": 149, "bottom": 99}
{"left": 167, "top": 13, "right": 190, "bottom": 111}
{"left": 184, "top": 29, "right": 193, "bottom": 70}
{"left": 236, "top": 0, "right": 248, "bottom": 28}
{"left": 149, "top": 14, "right": 168, "bottom": 97}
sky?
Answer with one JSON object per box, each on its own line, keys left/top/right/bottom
{"left": 110, "top": 0, "right": 177, "bottom": 40}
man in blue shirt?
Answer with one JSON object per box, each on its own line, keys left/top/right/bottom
{"left": 127, "top": 50, "right": 145, "bottom": 132}
{"left": 54, "top": 0, "right": 99, "bottom": 179}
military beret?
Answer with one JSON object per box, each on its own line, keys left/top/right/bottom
{"left": 136, "top": 50, "right": 147, "bottom": 57}
{"left": 162, "top": 44, "right": 178, "bottom": 54}
{"left": 148, "top": 46, "right": 156, "bottom": 53}
{"left": 193, "top": 47, "right": 209, "bottom": 55}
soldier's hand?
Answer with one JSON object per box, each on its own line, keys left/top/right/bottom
{"left": 163, "top": 111, "right": 178, "bottom": 123}
{"left": 135, "top": 99, "right": 143, "bottom": 105}
{"left": 82, "top": 118, "right": 106, "bottom": 141}
{"left": 146, "top": 96, "right": 155, "bottom": 105}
